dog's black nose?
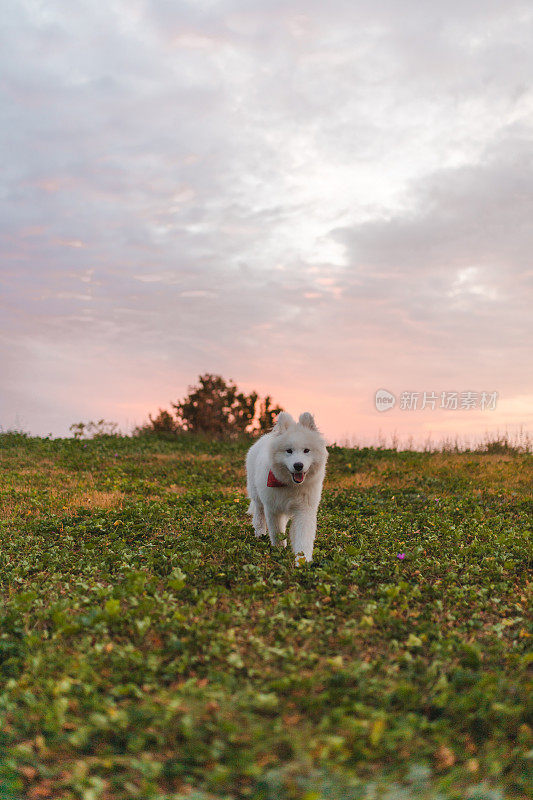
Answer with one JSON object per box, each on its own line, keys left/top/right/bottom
{"left": 293, "top": 462, "right": 304, "bottom": 472}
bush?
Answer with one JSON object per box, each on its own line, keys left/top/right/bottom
{"left": 69, "top": 419, "right": 120, "bottom": 439}
{"left": 136, "top": 374, "right": 284, "bottom": 439}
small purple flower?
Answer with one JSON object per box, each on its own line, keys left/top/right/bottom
{"left": 397, "top": 553, "right": 406, "bottom": 560}
{"left": 114, "top": 453, "right": 118, "bottom": 457}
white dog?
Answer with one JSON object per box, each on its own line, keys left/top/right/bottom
{"left": 246, "top": 411, "right": 328, "bottom": 562}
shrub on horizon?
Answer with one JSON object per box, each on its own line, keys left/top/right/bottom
{"left": 135, "top": 373, "right": 284, "bottom": 440}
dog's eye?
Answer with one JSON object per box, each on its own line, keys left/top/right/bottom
{"left": 286, "top": 448, "right": 293, "bottom": 454}
{"left": 304, "top": 448, "right": 310, "bottom": 453}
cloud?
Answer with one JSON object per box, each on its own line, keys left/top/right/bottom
{"left": 329, "top": 127, "right": 532, "bottom": 363}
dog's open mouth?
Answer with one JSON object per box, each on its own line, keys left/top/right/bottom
{"left": 292, "top": 471, "right": 305, "bottom": 484}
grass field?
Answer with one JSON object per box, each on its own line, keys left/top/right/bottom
{"left": 0, "top": 433, "right": 531, "bottom": 800}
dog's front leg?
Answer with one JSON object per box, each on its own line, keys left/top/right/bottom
{"left": 289, "top": 509, "right": 317, "bottom": 563}
{"left": 250, "top": 498, "right": 267, "bottom": 538}
{"left": 265, "top": 511, "right": 287, "bottom": 548}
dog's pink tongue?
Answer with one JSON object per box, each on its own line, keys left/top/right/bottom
{"left": 294, "top": 472, "right": 304, "bottom": 483}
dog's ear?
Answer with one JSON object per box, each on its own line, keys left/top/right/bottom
{"left": 299, "top": 412, "right": 318, "bottom": 430}
{"left": 273, "top": 411, "right": 294, "bottom": 433}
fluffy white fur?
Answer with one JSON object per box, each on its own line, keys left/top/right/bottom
{"left": 246, "top": 411, "right": 328, "bottom": 562}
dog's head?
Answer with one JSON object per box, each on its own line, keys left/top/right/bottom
{"left": 269, "top": 412, "right": 328, "bottom": 485}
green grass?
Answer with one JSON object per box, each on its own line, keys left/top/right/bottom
{"left": 0, "top": 432, "right": 531, "bottom": 800}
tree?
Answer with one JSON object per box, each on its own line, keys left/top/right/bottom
{"left": 172, "top": 374, "right": 258, "bottom": 438}
{"left": 148, "top": 409, "right": 180, "bottom": 434}
{"left": 136, "top": 374, "right": 284, "bottom": 438}
{"left": 255, "top": 395, "right": 284, "bottom": 435}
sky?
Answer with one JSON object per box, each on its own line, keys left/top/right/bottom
{"left": 1, "top": 0, "right": 532, "bottom": 445}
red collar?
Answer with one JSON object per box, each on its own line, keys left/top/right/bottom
{"left": 267, "top": 469, "right": 287, "bottom": 487}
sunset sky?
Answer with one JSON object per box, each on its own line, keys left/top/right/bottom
{"left": 1, "top": 0, "right": 532, "bottom": 445}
